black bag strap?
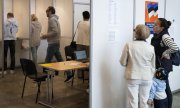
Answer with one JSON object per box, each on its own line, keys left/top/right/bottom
{"left": 72, "top": 21, "right": 81, "bottom": 42}
{"left": 157, "top": 56, "right": 163, "bottom": 66}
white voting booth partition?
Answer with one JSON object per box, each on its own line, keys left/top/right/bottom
{"left": 1, "top": 0, "right": 30, "bottom": 73}
{"left": 0, "top": 0, "right": 3, "bottom": 71}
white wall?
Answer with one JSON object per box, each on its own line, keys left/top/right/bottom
{"left": 91, "top": 0, "right": 134, "bottom": 108}
{"left": 0, "top": 0, "right": 2, "bottom": 69}
{"left": 166, "top": 0, "right": 180, "bottom": 91}
{"left": 1, "top": 0, "right": 74, "bottom": 67}
{"left": 91, "top": 0, "right": 180, "bottom": 108}
{"left": 74, "top": 0, "right": 90, "bottom": 4}
{"left": 14, "top": 0, "right": 30, "bottom": 38}
{"left": 73, "top": 3, "right": 90, "bottom": 33}
{"left": 55, "top": 0, "right": 73, "bottom": 38}
{"left": 0, "top": 0, "right": 2, "bottom": 41}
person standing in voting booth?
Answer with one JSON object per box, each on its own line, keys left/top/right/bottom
{"left": 41, "top": 6, "right": 63, "bottom": 74}
{"left": 1, "top": 12, "right": 18, "bottom": 75}
{"left": 120, "top": 24, "right": 155, "bottom": 108}
{"left": 75, "top": 11, "right": 90, "bottom": 58}
{"left": 151, "top": 18, "right": 179, "bottom": 108}
{"left": 64, "top": 11, "right": 90, "bottom": 82}
{"left": 30, "top": 14, "right": 42, "bottom": 64}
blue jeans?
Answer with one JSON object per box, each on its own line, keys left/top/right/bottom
{"left": 45, "top": 43, "right": 63, "bottom": 63}
{"left": 31, "top": 46, "right": 39, "bottom": 64}
{"left": 44, "top": 43, "right": 63, "bottom": 74}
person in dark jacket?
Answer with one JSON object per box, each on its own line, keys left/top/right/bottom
{"left": 151, "top": 18, "right": 179, "bottom": 108}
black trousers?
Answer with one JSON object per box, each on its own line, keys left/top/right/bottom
{"left": 4, "top": 40, "right": 16, "bottom": 70}
{"left": 166, "top": 77, "right": 173, "bottom": 108}
{"left": 154, "top": 98, "right": 168, "bottom": 108}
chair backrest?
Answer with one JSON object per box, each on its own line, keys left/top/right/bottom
{"left": 20, "top": 58, "right": 38, "bottom": 77}
{"left": 64, "top": 45, "right": 76, "bottom": 61}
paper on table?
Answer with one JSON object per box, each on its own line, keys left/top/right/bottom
{"left": 70, "top": 62, "right": 81, "bottom": 66}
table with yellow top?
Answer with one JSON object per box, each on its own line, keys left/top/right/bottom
{"left": 38, "top": 60, "right": 89, "bottom": 108}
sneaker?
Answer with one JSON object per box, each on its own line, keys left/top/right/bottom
{"left": 64, "top": 75, "right": 73, "bottom": 82}
{"left": 55, "top": 71, "right": 59, "bottom": 76}
{"left": 10, "top": 70, "right": 14, "bottom": 74}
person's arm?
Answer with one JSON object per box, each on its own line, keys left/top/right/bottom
{"left": 149, "top": 80, "right": 157, "bottom": 100}
{"left": 151, "top": 47, "right": 156, "bottom": 74}
{"left": 120, "top": 43, "right": 129, "bottom": 66}
{"left": 162, "top": 34, "right": 179, "bottom": 58}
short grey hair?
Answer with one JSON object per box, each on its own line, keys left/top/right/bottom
{"left": 135, "top": 24, "right": 150, "bottom": 40}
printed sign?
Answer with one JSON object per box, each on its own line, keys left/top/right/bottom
{"left": 145, "top": 1, "right": 158, "bottom": 34}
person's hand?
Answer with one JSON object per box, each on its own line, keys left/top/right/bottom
{"left": 40, "top": 34, "right": 46, "bottom": 39}
{"left": 147, "top": 99, "right": 153, "bottom": 106}
{"left": 161, "top": 52, "right": 170, "bottom": 59}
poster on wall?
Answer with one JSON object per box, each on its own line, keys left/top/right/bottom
{"left": 145, "top": 1, "right": 158, "bottom": 34}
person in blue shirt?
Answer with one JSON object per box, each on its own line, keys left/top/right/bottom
{"left": 147, "top": 67, "right": 168, "bottom": 108}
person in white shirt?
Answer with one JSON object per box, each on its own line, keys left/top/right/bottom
{"left": 3, "top": 12, "right": 18, "bottom": 74}
{"left": 65, "top": 11, "right": 90, "bottom": 82}
{"left": 120, "top": 24, "right": 155, "bottom": 108}
{"left": 75, "top": 11, "right": 90, "bottom": 57}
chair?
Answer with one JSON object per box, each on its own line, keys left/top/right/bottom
{"left": 64, "top": 45, "right": 76, "bottom": 86}
{"left": 20, "top": 58, "right": 47, "bottom": 103}
{"left": 64, "top": 45, "right": 76, "bottom": 61}
{"left": 64, "top": 46, "right": 89, "bottom": 85}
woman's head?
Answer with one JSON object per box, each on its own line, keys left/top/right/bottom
{"left": 31, "top": 14, "right": 38, "bottom": 21}
{"left": 134, "top": 24, "right": 150, "bottom": 40}
{"left": 153, "top": 18, "right": 171, "bottom": 34}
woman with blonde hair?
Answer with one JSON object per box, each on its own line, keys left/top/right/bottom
{"left": 30, "top": 14, "right": 42, "bottom": 64}
{"left": 120, "top": 24, "right": 155, "bottom": 108}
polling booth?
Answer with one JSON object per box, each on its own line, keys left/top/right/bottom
{"left": 0, "top": 0, "right": 30, "bottom": 76}
{"left": 0, "top": 0, "right": 77, "bottom": 75}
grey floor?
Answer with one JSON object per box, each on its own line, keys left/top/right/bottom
{"left": 0, "top": 68, "right": 180, "bottom": 108}
{"left": 0, "top": 68, "right": 89, "bottom": 108}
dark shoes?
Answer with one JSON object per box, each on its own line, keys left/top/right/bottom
{"left": 64, "top": 75, "right": 73, "bottom": 82}
{"left": 55, "top": 71, "right": 59, "bottom": 76}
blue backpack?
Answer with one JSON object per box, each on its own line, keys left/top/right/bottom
{"left": 171, "top": 49, "right": 180, "bottom": 66}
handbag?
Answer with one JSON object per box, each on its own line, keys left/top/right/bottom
{"left": 162, "top": 37, "right": 180, "bottom": 66}
{"left": 70, "top": 21, "right": 81, "bottom": 49}
{"left": 171, "top": 49, "right": 180, "bottom": 66}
